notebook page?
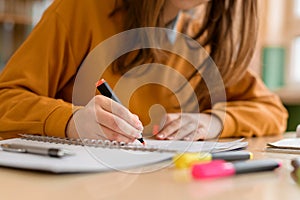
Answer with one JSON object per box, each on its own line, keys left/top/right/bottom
{"left": 0, "top": 138, "right": 173, "bottom": 173}
{"left": 143, "top": 138, "right": 247, "bottom": 153}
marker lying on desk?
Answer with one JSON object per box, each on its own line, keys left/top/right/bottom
{"left": 96, "top": 79, "right": 145, "bottom": 145}
{"left": 0, "top": 143, "right": 73, "bottom": 158}
{"left": 173, "top": 151, "right": 253, "bottom": 169}
{"left": 191, "top": 159, "right": 281, "bottom": 179}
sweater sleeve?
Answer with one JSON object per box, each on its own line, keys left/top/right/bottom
{"left": 0, "top": 8, "right": 80, "bottom": 139}
{"left": 206, "top": 70, "right": 288, "bottom": 138}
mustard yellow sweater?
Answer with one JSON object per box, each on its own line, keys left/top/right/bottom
{"left": 0, "top": 0, "right": 288, "bottom": 139}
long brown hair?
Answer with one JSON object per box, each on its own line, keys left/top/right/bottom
{"left": 110, "top": 0, "right": 258, "bottom": 86}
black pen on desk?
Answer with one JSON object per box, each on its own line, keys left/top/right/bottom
{"left": 191, "top": 159, "right": 281, "bottom": 179}
{"left": 96, "top": 79, "right": 145, "bottom": 145}
{"left": 0, "top": 143, "right": 73, "bottom": 158}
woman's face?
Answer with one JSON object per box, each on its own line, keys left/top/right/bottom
{"left": 166, "top": 0, "right": 211, "bottom": 10}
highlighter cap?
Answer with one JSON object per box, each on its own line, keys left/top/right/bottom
{"left": 95, "top": 78, "right": 106, "bottom": 87}
{"left": 173, "top": 153, "right": 212, "bottom": 169}
{"left": 191, "top": 160, "right": 235, "bottom": 179}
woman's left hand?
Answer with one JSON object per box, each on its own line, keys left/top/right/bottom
{"left": 155, "top": 113, "right": 222, "bottom": 141}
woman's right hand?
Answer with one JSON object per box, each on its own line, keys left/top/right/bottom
{"left": 66, "top": 95, "right": 144, "bottom": 143}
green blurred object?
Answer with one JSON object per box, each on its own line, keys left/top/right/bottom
{"left": 285, "top": 105, "right": 300, "bottom": 131}
{"left": 262, "top": 47, "right": 285, "bottom": 90}
{"left": 297, "top": 168, "right": 300, "bottom": 185}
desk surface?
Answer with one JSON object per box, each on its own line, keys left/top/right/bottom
{"left": 1, "top": 133, "right": 300, "bottom": 200}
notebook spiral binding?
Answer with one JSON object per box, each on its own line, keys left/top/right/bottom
{"left": 19, "top": 134, "right": 175, "bottom": 153}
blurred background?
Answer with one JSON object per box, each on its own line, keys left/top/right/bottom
{"left": 0, "top": 0, "right": 299, "bottom": 132}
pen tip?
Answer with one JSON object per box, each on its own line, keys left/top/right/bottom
{"left": 137, "top": 138, "right": 146, "bottom": 146}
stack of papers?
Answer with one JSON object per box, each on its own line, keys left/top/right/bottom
{"left": 266, "top": 138, "right": 300, "bottom": 154}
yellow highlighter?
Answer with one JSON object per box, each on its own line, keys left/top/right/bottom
{"left": 173, "top": 151, "right": 253, "bottom": 169}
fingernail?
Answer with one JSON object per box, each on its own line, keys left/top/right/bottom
{"left": 167, "top": 136, "right": 174, "bottom": 140}
{"left": 136, "top": 132, "right": 142, "bottom": 138}
{"left": 157, "top": 134, "right": 164, "bottom": 139}
{"left": 152, "top": 125, "right": 159, "bottom": 135}
{"left": 136, "top": 122, "right": 144, "bottom": 131}
{"left": 133, "top": 114, "right": 140, "bottom": 122}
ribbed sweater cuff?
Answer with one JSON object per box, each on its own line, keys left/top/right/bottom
{"left": 44, "top": 104, "right": 82, "bottom": 138}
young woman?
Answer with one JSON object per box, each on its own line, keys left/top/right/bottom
{"left": 0, "top": 0, "right": 288, "bottom": 141}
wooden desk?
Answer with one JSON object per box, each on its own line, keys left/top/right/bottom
{"left": 1, "top": 134, "right": 300, "bottom": 200}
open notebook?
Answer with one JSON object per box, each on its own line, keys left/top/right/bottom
{"left": 0, "top": 135, "right": 248, "bottom": 173}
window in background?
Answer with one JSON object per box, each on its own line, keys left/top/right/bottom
{"left": 0, "top": 0, "right": 53, "bottom": 71}
{"left": 295, "top": 0, "right": 300, "bottom": 17}
{"left": 289, "top": 0, "right": 300, "bottom": 83}
{"left": 261, "top": 0, "right": 286, "bottom": 90}
{"left": 291, "top": 37, "right": 300, "bottom": 82}
{"left": 261, "top": 0, "right": 300, "bottom": 129}
{"left": 283, "top": 0, "right": 300, "bottom": 86}
{"left": 32, "top": 0, "right": 53, "bottom": 25}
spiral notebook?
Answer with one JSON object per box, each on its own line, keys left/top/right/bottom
{"left": 0, "top": 135, "right": 247, "bottom": 173}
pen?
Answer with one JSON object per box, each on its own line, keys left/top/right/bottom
{"left": 191, "top": 159, "right": 281, "bottom": 179}
{"left": 96, "top": 79, "right": 145, "bottom": 145}
{"left": 0, "top": 143, "right": 73, "bottom": 158}
{"left": 173, "top": 151, "right": 253, "bottom": 169}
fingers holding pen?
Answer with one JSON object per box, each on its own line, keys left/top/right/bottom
{"left": 95, "top": 95, "right": 143, "bottom": 129}
{"left": 71, "top": 110, "right": 136, "bottom": 143}
{"left": 69, "top": 95, "right": 143, "bottom": 142}
{"left": 94, "top": 95, "right": 143, "bottom": 139}
{"left": 96, "top": 125, "right": 136, "bottom": 143}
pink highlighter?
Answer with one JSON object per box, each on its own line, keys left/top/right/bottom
{"left": 191, "top": 159, "right": 281, "bottom": 179}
